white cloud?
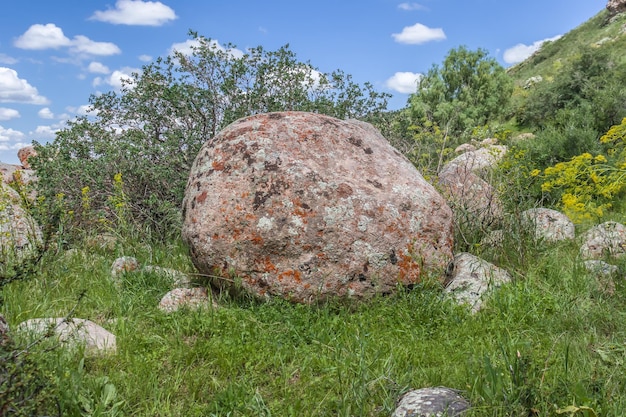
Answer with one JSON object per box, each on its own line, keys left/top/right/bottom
{"left": 503, "top": 35, "right": 562, "bottom": 64}
{"left": 88, "top": 61, "right": 111, "bottom": 74}
{"left": 14, "top": 23, "right": 121, "bottom": 58}
{"left": 32, "top": 125, "right": 60, "bottom": 140}
{"left": 0, "top": 67, "right": 49, "bottom": 105}
{"left": 0, "top": 108, "right": 20, "bottom": 121}
{"left": 392, "top": 23, "right": 446, "bottom": 45}
{"left": 138, "top": 54, "right": 153, "bottom": 62}
{"left": 0, "top": 141, "right": 30, "bottom": 152}
{"left": 14, "top": 23, "right": 72, "bottom": 50}
{"left": 38, "top": 107, "right": 54, "bottom": 119}
{"left": 90, "top": 0, "right": 177, "bottom": 26}
{"left": 0, "top": 54, "right": 18, "bottom": 65}
{"left": 169, "top": 39, "right": 244, "bottom": 59}
{"left": 0, "top": 125, "right": 25, "bottom": 142}
{"left": 398, "top": 3, "right": 426, "bottom": 11}
{"left": 385, "top": 72, "right": 422, "bottom": 94}
{"left": 71, "top": 35, "right": 121, "bottom": 56}
{"left": 96, "top": 67, "right": 140, "bottom": 90}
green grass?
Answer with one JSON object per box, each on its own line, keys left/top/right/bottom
{"left": 2, "top": 217, "right": 626, "bottom": 416}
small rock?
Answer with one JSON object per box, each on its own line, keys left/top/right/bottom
{"left": 16, "top": 318, "right": 116, "bottom": 354}
{"left": 521, "top": 208, "right": 575, "bottom": 242}
{"left": 158, "top": 287, "right": 216, "bottom": 313}
{"left": 579, "top": 221, "right": 626, "bottom": 260}
{"left": 393, "top": 387, "right": 470, "bottom": 417}
{"left": 454, "top": 143, "right": 476, "bottom": 154}
{"left": 111, "top": 256, "right": 140, "bottom": 278}
{"left": 444, "top": 252, "right": 511, "bottom": 312}
{"left": 584, "top": 260, "right": 620, "bottom": 295}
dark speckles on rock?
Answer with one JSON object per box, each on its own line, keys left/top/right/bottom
{"left": 390, "top": 249, "right": 398, "bottom": 265}
{"left": 364, "top": 147, "right": 373, "bottom": 154}
{"left": 269, "top": 113, "right": 284, "bottom": 119}
{"left": 367, "top": 179, "right": 383, "bottom": 189}
{"left": 348, "top": 136, "right": 363, "bottom": 147}
{"left": 336, "top": 183, "right": 353, "bottom": 198}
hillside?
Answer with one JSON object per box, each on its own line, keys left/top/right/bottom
{"left": 507, "top": 8, "right": 626, "bottom": 85}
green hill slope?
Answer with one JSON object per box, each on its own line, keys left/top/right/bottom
{"left": 507, "top": 8, "right": 626, "bottom": 86}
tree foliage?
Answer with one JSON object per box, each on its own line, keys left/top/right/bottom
{"left": 408, "top": 46, "right": 513, "bottom": 137}
{"left": 33, "top": 32, "right": 390, "bottom": 240}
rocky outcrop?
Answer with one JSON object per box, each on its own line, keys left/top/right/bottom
{"left": 607, "top": 0, "right": 626, "bottom": 16}
{"left": 393, "top": 387, "right": 470, "bottom": 417}
{"left": 182, "top": 111, "right": 454, "bottom": 303}
{"left": 0, "top": 183, "right": 43, "bottom": 275}
{"left": 17, "top": 146, "right": 37, "bottom": 170}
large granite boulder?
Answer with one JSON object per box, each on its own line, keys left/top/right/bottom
{"left": 182, "top": 111, "right": 454, "bottom": 303}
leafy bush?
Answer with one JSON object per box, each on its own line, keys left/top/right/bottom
{"left": 33, "top": 32, "right": 390, "bottom": 241}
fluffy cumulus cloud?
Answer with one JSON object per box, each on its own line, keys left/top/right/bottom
{"left": 90, "top": 0, "right": 177, "bottom": 26}
{"left": 0, "top": 126, "right": 25, "bottom": 142}
{"left": 31, "top": 124, "right": 63, "bottom": 140}
{"left": 398, "top": 2, "right": 426, "bottom": 11}
{"left": 0, "top": 108, "right": 20, "bottom": 121}
{"left": 88, "top": 61, "right": 111, "bottom": 74}
{"left": 14, "top": 23, "right": 71, "bottom": 50}
{"left": 0, "top": 67, "right": 49, "bottom": 105}
{"left": 138, "top": 54, "right": 153, "bottom": 62}
{"left": 38, "top": 107, "right": 55, "bottom": 119}
{"left": 503, "top": 35, "right": 562, "bottom": 64}
{"left": 71, "top": 36, "right": 121, "bottom": 56}
{"left": 93, "top": 66, "right": 140, "bottom": 90}
{"left": 392, "top": 23, "right": 446, "bottom": 45}
{"left": 14, "top": 24, "right": 121, "bottom": 57}
{"left": 385, "top": 72, "right": 422, "bottom": 94}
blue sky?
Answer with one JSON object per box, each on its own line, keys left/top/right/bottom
{"left": 0, "top": 0, "right": 606, "bottom": 164}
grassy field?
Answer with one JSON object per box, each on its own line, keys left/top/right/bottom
{"left": 2, "top": 212, "right": 626, "bottom": 417}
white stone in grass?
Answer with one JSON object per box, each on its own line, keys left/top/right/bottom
{"left": 580, "top": 221, "right": 626, "bottom": 260}
{"left": 16, "top": 318, "right": 116, "bottom": 354}
{"left": 521, "top": 208, "right": 575, "bottom": 243}
{"left": 444, "top": 252, "right": 511, "bottom": 313}
{"left": 158, "top": 287, "right": 216, "bottom": 313}
{"left": 111, "top": 256, "right": 140, "bottom": 278}
{"left": 393, "top": 387, "right": 470, "bottom": 417}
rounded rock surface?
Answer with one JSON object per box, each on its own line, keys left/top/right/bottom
{"left": 158, "top": 287, "right": 215, "bottom": 313}
{"left": 393, "top": 387, "right": 470, "bottom": 417}
{"left": 521, "top": 208, "right": 575, "bottom": 242}
{"left": 444, "top": 252, "right": 511, "bottom": 313}
{"left": 111, "top": 256, "right": 140, "bottom": 278}
{"left": 16, "top": 318, "right": 116, "bottom": 354}
{"left": 580, "top": 221, "right": 626, "bottom": 260}
{"left": 182, "top": 111, "right": 454, "bottom": 303}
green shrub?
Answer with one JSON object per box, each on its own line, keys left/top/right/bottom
{"left": 33, "top": 32, "right": 390, "bottom": 242}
